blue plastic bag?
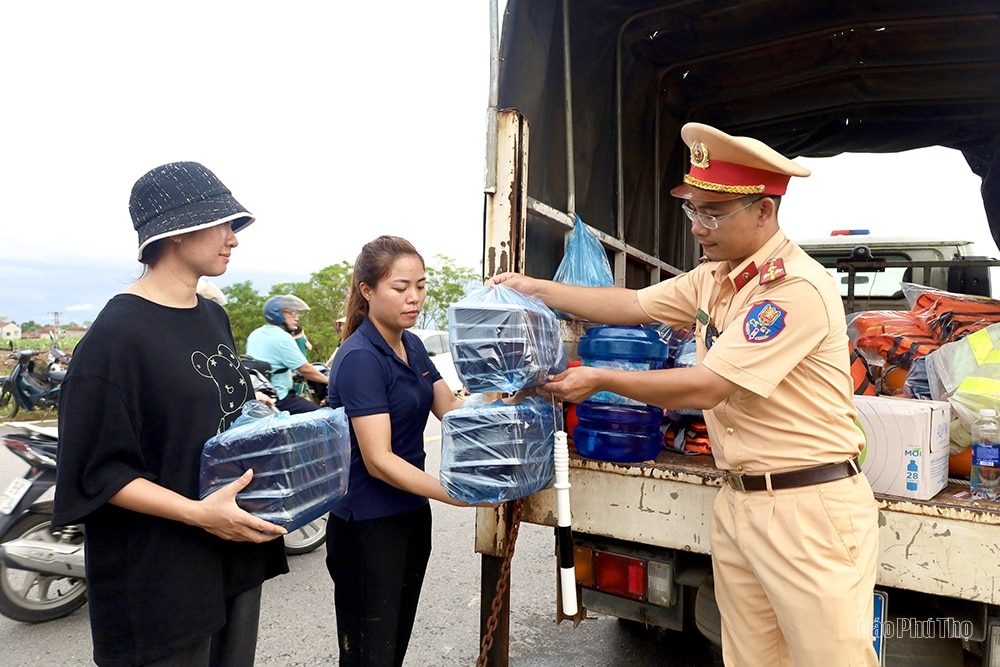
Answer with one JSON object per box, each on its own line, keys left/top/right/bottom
{"left": 448, "top": 284, "right": 567, "bottom": 393}
{"left": 440, "top": 395, "right": 559, "bottom": 504}
{"left": 199, "top": 401, "right": 351, "bottom": 531}
{"left": 553, "top": 215, "right": 614, "bottom": 289}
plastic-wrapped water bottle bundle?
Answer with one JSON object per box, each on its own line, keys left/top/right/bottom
{"left": 447, "top": 284, "right": 566, "bottom": 393}
{"left": 439, "top": 394, "right": 560, "bottom": 505}
{"left": 199, "top": 401, "right": 351, "bottom": 531}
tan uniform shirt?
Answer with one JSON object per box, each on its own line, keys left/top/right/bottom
{"left": 637, "top": 230, "right": 863, "bottom": 473}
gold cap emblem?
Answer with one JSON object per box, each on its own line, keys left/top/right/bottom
{"left": 690, "top": 141, "right": 709, "bottom": 168}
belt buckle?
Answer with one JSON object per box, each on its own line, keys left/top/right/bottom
{"left": 724, "top": 472, "right": 746, "bottom": 491}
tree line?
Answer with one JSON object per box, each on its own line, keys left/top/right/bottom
{"left": 225, "top": 255, "right": 480, "bottom": 364}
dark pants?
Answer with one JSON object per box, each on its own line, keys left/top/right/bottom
{"left": 276, "top": 392, "right": 321, "bottom": 414}
{"left": 326, "top": 505, "right": 432, "bottom": 667}
{"left": 141, "top": 585, "right": 262, "bottom": 667}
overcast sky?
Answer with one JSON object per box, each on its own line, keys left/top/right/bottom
{"left": 1, "top": 2, "right": 994, "bottom": 326}
{"left": 1, "top": 1, "right": 493, "bottom": 325}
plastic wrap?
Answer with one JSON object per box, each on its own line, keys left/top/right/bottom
{"left": 926, "top": 322, "right": 1000, "bottom": 400}
{"left": 551, "top": 215, "right": 614, "bottom": 318}
{"left": 902, "top": 356, "right": 932, "bottom": 400}
{"left": 439, "top": 395, "right": 559, "bottom": 505}
{"left": 447, "top": 284, "right": 566, "bottom": 393}
{"left": 848, "top": 309, "right": 939, "bottom": 368}
{"left": 665, "top": 325, "right": 703, "bottom": 417}
{"left": 199, "top": 401, "right": 351, "bottom": 532}
{"left": 903, "top": 282, "right": 1000, "bottom": 344}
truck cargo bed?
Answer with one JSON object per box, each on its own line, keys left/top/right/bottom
{"left": 517, "top": 448, "right": 1000, "bottom": 605}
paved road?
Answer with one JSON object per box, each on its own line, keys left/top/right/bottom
{"left": 0, "top": 420, "right": 723, "bottom": 666}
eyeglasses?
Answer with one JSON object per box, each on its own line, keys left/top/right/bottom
{"left": 283, "top": 310, "right": 300, "bottom": 318}
{"left": 681, "top": 198, "right": 763, "bottom": 230}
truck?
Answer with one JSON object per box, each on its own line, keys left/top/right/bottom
{"left": 473, "top": 2, "right": 1000, "bottom": 666}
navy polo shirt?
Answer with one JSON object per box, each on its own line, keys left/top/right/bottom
{"left": 327, "top": 319, "right": 443, "bottom": 521}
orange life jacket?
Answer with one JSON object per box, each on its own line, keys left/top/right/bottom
{"left": 912, "top": 290, "right": 1000, "bottom": 343}
{"left": 848, "top": 341, "right": 877, "bottom": 396}
{"left": 852, "top": 310, "right": 939, "bottom": 368}
{"left": 664, "top": 415, "right": 712, "bottom": 456}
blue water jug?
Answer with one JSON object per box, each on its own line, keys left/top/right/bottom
{"left": 577, "top": 325, "right": 670, "bottom": 405}
{"left": 572, "top": 326, "right": 668, "bottom": 462}
{"left": 573, "top": 401, "right": 664, "bottom": 462}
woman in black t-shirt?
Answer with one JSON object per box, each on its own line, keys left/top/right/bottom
{"left": 53, "top": 162, "right": 288, "bottom": 667}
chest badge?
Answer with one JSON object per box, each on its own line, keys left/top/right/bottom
{"left": 743, "top": 301, "right": 787, "bottom": 343}
{"left": 759, "top": 258, "right": 786, "bottom": 285}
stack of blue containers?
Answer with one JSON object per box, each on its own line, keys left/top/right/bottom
{"left": 572, "top": 325, "right": 670, "bottom": 463}
{"left": 441, "top": 285, "right": 565, "bottom": 503}
{"left": 200, "top": 403, "right": 351, "bottom": 531}
{"left": 448, "top": 285, "right": 565, "bottom": 393}
{"left": 439, "top": 395, "right": 559, "bottom": 504}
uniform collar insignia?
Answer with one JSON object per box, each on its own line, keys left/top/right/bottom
{"left": 733, "top": 262, "right": 758, "bottom": 290}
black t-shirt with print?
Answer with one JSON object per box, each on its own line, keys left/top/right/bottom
{"left": 54, "top": 294, "right": 287, "bottom": 667}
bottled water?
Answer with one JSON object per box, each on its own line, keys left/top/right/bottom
{"left": 971, "top": 408, "right": 1000, "bottom": 501}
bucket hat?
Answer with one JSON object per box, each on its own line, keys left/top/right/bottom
{"left": 670, "top": 123, "right": 810, "bottom": 202}
{"left": 129, "top": 161, "right": 255, "bottom": 261}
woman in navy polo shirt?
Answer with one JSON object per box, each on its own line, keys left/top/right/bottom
{"left": 325, "top": 235, "right": 479, "bottom": 667}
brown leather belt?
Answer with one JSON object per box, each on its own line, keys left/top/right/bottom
{"left": 722, "top": 457, "right": 861, "bottom": 492}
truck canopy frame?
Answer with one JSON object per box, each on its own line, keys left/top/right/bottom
{"left": 497, "top": 0, "right": 1000, "bottom": 280}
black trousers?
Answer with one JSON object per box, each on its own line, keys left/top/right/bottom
{"left": 325, "top": 504, "right": 432, "bottom": 667}
{"left": 141, "top": 585, "right": 262, "bottom": 667}
{"left": 275, "top": 392, "right": 321, "bottom": 414}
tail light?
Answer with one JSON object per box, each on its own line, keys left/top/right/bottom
{"left": 574, "top": 543, "right": 674, "bottom": 606}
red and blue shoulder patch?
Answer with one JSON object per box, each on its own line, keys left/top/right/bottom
{"left": 743, "top": 301, "right": 787, "bottom": 342}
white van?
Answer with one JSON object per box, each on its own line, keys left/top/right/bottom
{"left": 412, "top": 329, "right": 464, "bottom": 394}
{"left": 795, "top": 231, "right": 991, "bottom": 311}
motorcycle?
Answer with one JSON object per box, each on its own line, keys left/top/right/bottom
{"left": 0, "top": 423, "right": 87, "bottom": 622}
{"left": 0, "top": 345, "right": 67, "bottom": 419}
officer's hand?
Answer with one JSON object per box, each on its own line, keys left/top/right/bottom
{"left": 486, "top": 272, "right": 540, "bottom": 296}
{"left": 538, "top": 366, "right": 602, "bottom": 404}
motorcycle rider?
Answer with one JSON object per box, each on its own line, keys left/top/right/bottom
{"left": 246, "top": 294, "right": 329, "bottom": 414}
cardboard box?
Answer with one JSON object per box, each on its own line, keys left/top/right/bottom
{"left": 854, "top": 395, "right": 951, "bottom": 500}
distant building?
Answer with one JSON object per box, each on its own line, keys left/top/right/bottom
{"left": 35, "top": 326, "right": 56, "bottom": 338}
{"left": 0, "top": 321, "right": 22, "bottom": 340}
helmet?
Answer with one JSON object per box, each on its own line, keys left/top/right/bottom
{"left": 263, "top": 294, "right": 311, "bottom": 326}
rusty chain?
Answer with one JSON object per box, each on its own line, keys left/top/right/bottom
{"left": 475, "top": 497, "right": 524, "bottom": 667}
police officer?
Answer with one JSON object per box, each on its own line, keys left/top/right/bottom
{"left": 490, "top": 123, "right": 879, "bottom": 666}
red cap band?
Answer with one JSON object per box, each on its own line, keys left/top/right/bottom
{"left": 687, "top": 159, "right": 792, "bottom": 196}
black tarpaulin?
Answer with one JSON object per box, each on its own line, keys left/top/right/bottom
{"left": 498, "top": 0, "right": 1000, "bottom": 271}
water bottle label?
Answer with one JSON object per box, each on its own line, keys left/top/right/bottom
{"left": 587, "top": 360, "right": 652, "bottom": 405}
{"left": 972, "top": 443, "right": 1000, "bottom": 467}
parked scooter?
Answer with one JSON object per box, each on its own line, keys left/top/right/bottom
{"left": 0, "top": 424, "right": 87, "bottom": 622}
{"left": 0, "top": 347, "right": 66, "bottom": 419}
